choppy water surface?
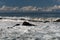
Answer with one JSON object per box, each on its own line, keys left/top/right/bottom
{"left": 0, "top": 17, "right": 60, "bottom": 40}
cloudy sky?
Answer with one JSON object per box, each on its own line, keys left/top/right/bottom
{"left": 0, "top": 0, "right": 59, "bottom": 7}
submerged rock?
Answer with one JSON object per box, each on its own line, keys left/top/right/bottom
{"left": 7, "top": 27, "right": 13, "bottom": 29}
{"left": 20, "top": 18, "right": 26, "bottom": 20}
{"left": 43, "top": 21, "right": 49, "bottom": 23}
{"left": 22, "top": 21, "right": 36, "bottom": 26}
{"left": 7, "top": 24, "right": 20, "bottom": 29}
{"left": 13, "top": 24, "right": 20, "bottom": 27}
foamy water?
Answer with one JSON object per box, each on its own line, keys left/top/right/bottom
{"left": 0, "top": 16, "right": 60, "bottom": 40}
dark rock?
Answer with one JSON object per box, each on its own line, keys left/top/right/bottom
{"left": 43, "top": 21, "right": 49, "bottom": 23}
{"left": 0, "top": 18, "right": 2, "bottom": 19}
{"left": 54, "top": 19, "right": 60, "bottom": 22}
{"left": 7, "top": 24, "right": 20, "bottom": 29}
{"left": 7, "top": 27, "right": 10, "bottom": 29}
{"left": 20, "top": 18, "right": 25, "bottom": 20}
{"left": 13, "top": 24, "right": 20, "bottom": 27}
{"left": 22, "top": 21, "right": 36, "bottom": 26}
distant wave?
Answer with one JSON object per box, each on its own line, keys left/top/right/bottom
{"left": 0, "top": 16, "right": 60, "bottom": 22}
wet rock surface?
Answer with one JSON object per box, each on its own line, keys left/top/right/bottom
{"left": 22, "top": 21, "right": 36, "bottom": 26}
{"left": 54, "top": 19, "right": 60, "bottom": 22}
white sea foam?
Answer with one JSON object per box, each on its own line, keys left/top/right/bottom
{"left": 0, "top": 16, "right": 60, "bottom": 40}
{"left": 0, "top": 16, "right": 60, "bottom": 22}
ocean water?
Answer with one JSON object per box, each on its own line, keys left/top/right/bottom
{"left": 0, "top": 12, "right": 60, "bottom": 18}
{"left": 0, "top": 12, "right": 60, "bottom": 40}
{"left": 0, "top": 17, "right": 60, "bottom": 40}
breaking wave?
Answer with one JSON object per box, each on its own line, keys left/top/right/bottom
{"left": 0, "top": 16, "right": 60, "bottom": 40}
{"left": 0, "top": 16, "right": 60, "bottom": 22}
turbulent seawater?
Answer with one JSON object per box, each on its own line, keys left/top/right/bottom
{"left": 0, "top": 11, "right": 60, "bottom": 40}
{"left": 0, "top": 16, "right": 60, "bottom": 40}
